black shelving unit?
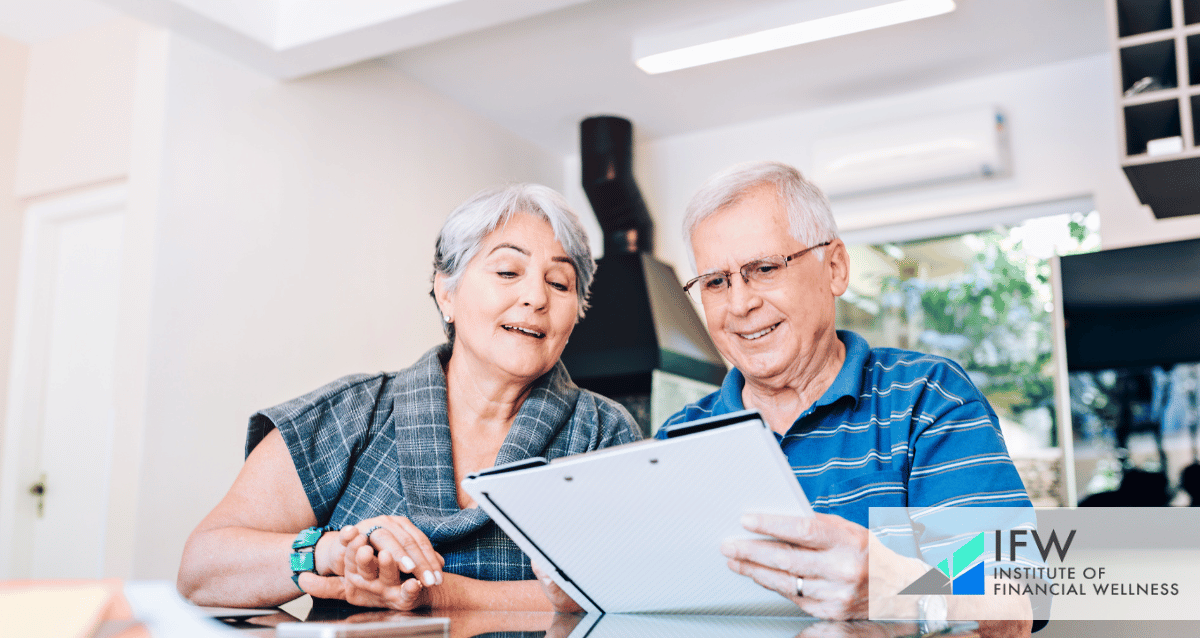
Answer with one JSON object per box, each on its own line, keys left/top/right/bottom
{"left": 1112, "top": 0, "right": 1200, "bottom": 218}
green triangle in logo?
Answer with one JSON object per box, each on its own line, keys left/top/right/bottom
{"left": 952, "top": 532, "right": 985, "bottom": 577}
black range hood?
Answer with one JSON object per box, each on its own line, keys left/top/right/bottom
{"left": 561, "top": 116, "right": 726, "bottom": 433}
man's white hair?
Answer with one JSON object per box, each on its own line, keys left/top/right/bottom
{"left": 682, "top": 161, "right": 839, "bottom": 270}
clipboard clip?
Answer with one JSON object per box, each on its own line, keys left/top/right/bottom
{"left": 468, "top": 456, "right": 549, "bottom": 479}
{"left": 661, "top": 409, "right": 765, "bottom": 438}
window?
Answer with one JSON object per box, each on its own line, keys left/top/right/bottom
{"left": 838, "top": 209, "right": 1100, "bottom": 505}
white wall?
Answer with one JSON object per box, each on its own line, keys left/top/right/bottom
{"left": 0, "top": 18, "right": 152, "bottom": 580}
{"left": 13, "top": 18, "right": 140, "bottom": 198}
{"left": 0, "top": 34, "right": 27, "bottom": 473}
{"left": 130, "top": 36, "right": 563, "bottom": 578}
{"left": 562, "top": 55, "right": 1200, "bottom": 279}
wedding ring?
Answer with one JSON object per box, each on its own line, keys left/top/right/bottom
{"left": 364, "top": 525, "right": 383, "bottom": 541}
{"left": 795, "top": 576, "right": 805, "bottom": 598}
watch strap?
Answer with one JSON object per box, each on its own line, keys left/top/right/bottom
{"left": 292, "top": 526, "right": 323, "bottom": 550}
{"left": 290, "top": 526, "right": 329, "bottom": 592}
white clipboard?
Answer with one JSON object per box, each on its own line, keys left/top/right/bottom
{"left": 460, "top": 410, "right": 814, "bottom": 615}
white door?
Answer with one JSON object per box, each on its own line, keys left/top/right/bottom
{"left": 0, "top": 185, "right": 126, "bottom": 578}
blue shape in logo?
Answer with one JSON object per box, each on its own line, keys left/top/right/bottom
{"left": 952, "top": 560, "right": 985, "bottom": 595}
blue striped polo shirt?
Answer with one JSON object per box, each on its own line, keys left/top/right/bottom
{"left": 657, "top": 330, "right": 1034, "bottom": 528}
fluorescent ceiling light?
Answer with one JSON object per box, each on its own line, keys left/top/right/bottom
{"left": 635, "top": 0, "right": 956, "bottom": 75}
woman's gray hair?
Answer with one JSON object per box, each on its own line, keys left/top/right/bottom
{"left": 431, "top": 183, "right": 596, "bottom": 341}
{"left": 682, "top": 161, "right": 839, "bottom": 269}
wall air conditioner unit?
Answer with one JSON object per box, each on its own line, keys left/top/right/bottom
{"left": 811, "top": 106, "right": 1007, "bottom": 199}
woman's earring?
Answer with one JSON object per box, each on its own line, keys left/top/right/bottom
{"left": 444, "top": 315, "right": 452, "bottom": 323}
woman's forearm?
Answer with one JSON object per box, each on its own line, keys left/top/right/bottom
{"left": 177, "top": 428, "right": 336, "bottom": 608}
{"left": 425, "top": 575, "right": 552, "bottom": 611}
{"left": 177, "top": 526, "right": 334, "bottom": 608}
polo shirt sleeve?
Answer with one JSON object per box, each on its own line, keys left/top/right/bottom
{"left": 906, "top": 398, "right": 1032, "bottom": 510}
{"left": 245, "top": 374, "right": 387, "bottom": 524}
{"left": 903, "top": 364, "right": 1047, "bottom": 576}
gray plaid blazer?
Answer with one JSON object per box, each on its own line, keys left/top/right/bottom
{"left": 246, "top": 343, "right": 640, "bottom": 581}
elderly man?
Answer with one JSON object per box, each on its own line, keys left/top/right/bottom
{"left": 659, "top": 161, "right": 1036, "bottom": 636}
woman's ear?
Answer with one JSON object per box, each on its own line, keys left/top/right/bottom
{"left": 433, "top": 272, "right": 455, "bottom": 321}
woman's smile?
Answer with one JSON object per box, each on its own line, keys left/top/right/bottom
{"left": 501, "top": 322, "right": 547, "bottom": 339}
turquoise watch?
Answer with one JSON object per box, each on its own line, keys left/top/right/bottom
{"left": 290, "top": 526, "right": 327, "bottom": 591}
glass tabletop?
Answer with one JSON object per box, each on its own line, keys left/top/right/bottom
{"left": 224, "top": 606, "right": 979, "bottom": 638}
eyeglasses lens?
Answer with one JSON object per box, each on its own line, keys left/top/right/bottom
{"left": 687, "top": 256, "right": 789, "bottom": 302}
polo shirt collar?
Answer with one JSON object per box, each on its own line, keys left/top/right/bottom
{"left": 715, "top": 329, "right": 870, "bottom": 415}
{"left": 819, "top": 330, "right": 869, "bottom": 409}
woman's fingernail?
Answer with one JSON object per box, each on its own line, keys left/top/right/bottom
{"left": 742, "top": 514, "right": 759, "bottom": 528}
{"left": 542, "top": 577, "right": 553, "bottom": 587}
{"left": 720, "top": 541, "right": 736, "bottom": 557}
{"left": 435, "top": 571, "right": 443, "bottom": 585}
{"left": 423, "top": 570, "right": 436, "bottom": 586}
{"left": 400, "top": 556, "right": 416, "bottom": 571}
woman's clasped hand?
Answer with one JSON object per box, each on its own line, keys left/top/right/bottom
{"left": 299, "top": 518, "right": 446, "bottom": 610}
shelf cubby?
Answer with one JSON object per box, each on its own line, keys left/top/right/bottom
{"left": 1193, "top": 95, "right": 1200, "bottom": 144}
{"left": 1186, "top": 0, "right": 1200, "bottom": 25}
{"left": 1124, "top": 100, "right": 1182, "bottom": 156}
{"left": 1190, "top": 34, "right": 1200, "bottom": 84}
{"left": 1120, "top": 39, "right": 1179, "bottom": 94}
{"left": 1118, "top": 0, "right": 1174, "bottom": 36}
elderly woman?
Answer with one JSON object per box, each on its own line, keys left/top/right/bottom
{"left": 178, "top": 184, "right": 640, "bottom": 610}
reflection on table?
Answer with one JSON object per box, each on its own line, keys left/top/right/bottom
{"left": 233, "top": 602, "right": 976, "bottom": 638}
{"left": 5, "top": 580, "right": 974, "bottom": 638}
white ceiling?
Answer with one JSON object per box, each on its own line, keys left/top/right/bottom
{"left": 0, "top": 0, "right": 120, "bottom": 44}
{"left": 385, "top": 0, "right": 1111, "bottom": 153}
{"left": 0, "top": 0, "right": 1111, "bottom": 155}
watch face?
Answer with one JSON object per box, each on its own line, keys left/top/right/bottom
{"left": 920, "top": 594, "right": 949, "bottom": 634}
{"left": 932, "top": 595, "right": 948, "bottom": 618}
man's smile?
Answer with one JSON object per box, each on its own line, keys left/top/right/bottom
{"left": 735, "top": 322, "right": 781, "bottom": 341}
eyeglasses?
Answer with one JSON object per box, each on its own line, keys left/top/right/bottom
{"left": 683, "top": 241, "right": 832, "bottom": 302}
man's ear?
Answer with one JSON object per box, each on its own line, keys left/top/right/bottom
{"left": 827, "top": 239, "right": 850, "bottom": 297}
{"left": 433, "top": 272, "right": 455, "bottom": 320}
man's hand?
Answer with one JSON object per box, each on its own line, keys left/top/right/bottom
{"left": 720, "top": 513, "right": 924, "bottom": 621}
{"left": 531, "top": 562, "right": 583, "bottom": 613}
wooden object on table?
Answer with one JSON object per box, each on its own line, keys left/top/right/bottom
{"left": 0, "top": 579, "right": 145, "bottom": 638}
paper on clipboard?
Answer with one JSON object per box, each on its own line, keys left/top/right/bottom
{"left": 460, "top": 410, "right": 813, "bottom": 615}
